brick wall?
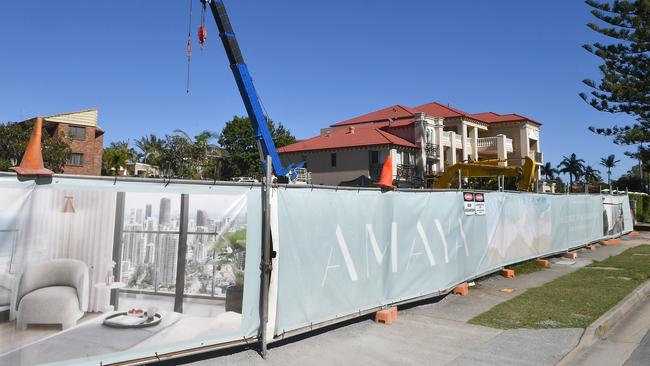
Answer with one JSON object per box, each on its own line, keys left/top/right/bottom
{"left": 53, "top": 124, "right": 104, "bottom": 176}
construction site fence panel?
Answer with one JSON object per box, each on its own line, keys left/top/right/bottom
{"left": 274, "top": 189, "right": 633, "bottom": 335}
{"left": 0, "top": 176, "right": 262, "bottom": 366}
{"left": 0, "top": 173, "right": 635, "bottom": 365}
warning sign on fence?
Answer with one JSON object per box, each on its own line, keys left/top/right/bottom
{"left": 463, "top": 192, "right": 475, "bottom": 216}
{"left": 475, "top": 192, "right": 485, "bottom": 215}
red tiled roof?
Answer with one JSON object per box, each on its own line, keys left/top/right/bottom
{"left": 472, "top": 112, "right": 541, "bottom": 125}
{"left": 277, "top": 124, "right": 418, "bottom": 153}
{"left": 331, "top": 105, "right": 416, "bottom": 126}
{"left": 414, "top": 101, "right": 476, "bottom": 119}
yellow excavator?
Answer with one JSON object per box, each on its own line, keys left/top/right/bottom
{"left": 433, "top": 156, "right": 537, "bottom": 191}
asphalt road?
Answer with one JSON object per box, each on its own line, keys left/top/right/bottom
{"left": 624, "top": 328, "right": 650, "bottom": 366}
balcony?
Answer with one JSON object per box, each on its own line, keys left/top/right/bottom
{"left": 424, "top": 143, "right": 439, "bottom": 159}
{"left": 476, "top": 136, "right": 514, "bottom": 153}
{"left": 529, "top": 151, "right": 543, "bottom": 164}
{"left": 441, "top": 132, "right": 464, "bottom": 148}
{"left": 396, "top": 164, "right": 417, "bottom": 180}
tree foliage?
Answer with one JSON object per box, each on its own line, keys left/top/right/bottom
{"left": 102, "top": 141, "right": 136, "bottom": 176}
{"left": 0, "top": 121, "right": 71, "bottom": 173}
{"left": 582, "top": 0, "right": 650, "bottom": 146}
{"left": 584, "top": 165, "right": 603, "bottom": 183}
{"left": 558, "top": 153, "right": 586, "bottom": 190}
{"left": 156, "top": 130, "right": 224, "bottom": 180}
{"left": 134, "top": 134, "right": 164, "bottom": 165}
{"left": 218, "top": 116, "right": 296, "bottom": 180}
{"left": 106, "top": 130, "right": 225, "bottom": 180}
{"left": 600, "top": 153, "right": 621, "bottom": 187}
{"left": 616, "top": 171, "right": 644, "bottom": 191}
{"left": 541, "top": 162, "right": 559, "bottom": 180}
{"left": 101, "top": 116, "right": 296, "bottom": 181}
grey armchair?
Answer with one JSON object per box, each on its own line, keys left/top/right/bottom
{"left": 15, "top": 259, "right": 89, "bottom": 330}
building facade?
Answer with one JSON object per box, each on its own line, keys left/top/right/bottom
{"left": 278, "top": 102, "right": 543, "bottom": 187}
{"left": 21, "top": 109, "right": 105, "bottom": 176}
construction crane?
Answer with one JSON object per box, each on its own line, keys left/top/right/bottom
{"left": 434, "top": 156, "right": 537, "bottom": 191}
{"left": 204, "top": 0, "right": 304, "bottom": 183}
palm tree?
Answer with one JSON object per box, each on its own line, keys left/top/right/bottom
{"left": 102, "top": 141, "right": 133, "bottom": 176}
{"left": 583, "top": 165, "right": 602, "bottom": 184}
{"left": 600, "top": 154, "right": 620, "bottom": 191}
{"left": 173, "top": 129, "right": 220, "bottom": 145}
{"left": 557, "top": 153, "right": 585, "bottom": 192}
{"left": 135, "top": 134, "right": 163, "bottom": 165}
{"left": 541, "top": 162, "right": 559, "bottom": 180}
{"left": 171, "top": 129, "right": 222, "bottom": 179}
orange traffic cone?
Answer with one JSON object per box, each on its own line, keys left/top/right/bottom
{"left": 373, "top": 155, "right": 396, "bottom": 190}
{"left": 10, "top": 117, "right": 54, "bottom": 177}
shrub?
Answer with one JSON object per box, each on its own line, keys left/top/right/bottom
{"left": 630, "top": 194, "right": 650, "bottom": 223}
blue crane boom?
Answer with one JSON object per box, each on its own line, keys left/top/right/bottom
{"left": 206, "top": 0, "right": 298, "bottom": 181}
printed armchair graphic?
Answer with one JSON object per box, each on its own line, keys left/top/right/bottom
{"left": 15, "top": 259, "right": 89, "bottom": 330}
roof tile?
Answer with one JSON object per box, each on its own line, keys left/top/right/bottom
{"left": 277, "top": 124, "right": 417, "bottom": 153}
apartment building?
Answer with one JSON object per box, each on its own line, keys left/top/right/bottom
{"left": 21, "top": 109, "right": 104, "bottom": 176}
{"left": 278, "top": 101, "right": 543, "bottom": 187}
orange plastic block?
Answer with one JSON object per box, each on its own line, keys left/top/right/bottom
{"left": 629, "top": 231, "right": 640, "bottom": 237}
{"left": 601, "top": 239, "right": 618, "bottom": 246}
{"left": 453, "top": 282, "right": 469, "bottom": 296}
{"left": 563, "top": 252, "right": 577, "bottom": 260}
{"left": 586, "top": 244, "right": 596, "bottom": 251}
{"left": 389, "top": 306, "right": 398, "bottom": 320}
{"left": 501, "top": 269, "right": 515, "bottom": 278}
{"left": 535, "top": 259, "right": 550, "bottom": 268}
{"left": 375, "top": 307, "right": 397, "bottom": 324}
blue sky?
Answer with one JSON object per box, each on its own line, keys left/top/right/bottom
{"left": 0, "top": 0, "right": 640, "bottom": 179}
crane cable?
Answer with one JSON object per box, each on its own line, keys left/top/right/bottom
{"left": 186, "top": 0, "right": 193, "bottom": 93}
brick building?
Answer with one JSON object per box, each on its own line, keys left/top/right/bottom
{"left": 21, "top": 109, "right": 105, "bottom": 176}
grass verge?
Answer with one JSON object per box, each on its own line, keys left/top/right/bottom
{"left": 474, "top": 259, "right": 546, "bottom": 289}
{"left": 469, "top": 245, "right": 650, "bottom": 329}
{"left": 508, "top": 259, "right": 546, "bottom": 275}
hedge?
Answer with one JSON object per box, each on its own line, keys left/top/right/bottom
{"left": 630, "top": 194, "right": 650, "bottom": 223}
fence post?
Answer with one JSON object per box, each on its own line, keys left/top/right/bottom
{"left": 174, "top": 194, "right": 190, "bottom": 313}
{"left": 457, "top": 170, "right": 462, "bottom": 191}
{"left": 110, "top": 192, "right": 125, "bottom": 310}
{"left": 260, "top": 155, "right": 272, "bottom": 358}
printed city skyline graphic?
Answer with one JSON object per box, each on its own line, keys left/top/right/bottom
{"left": 121, "top": 193, "right": 247, "bottom": 296}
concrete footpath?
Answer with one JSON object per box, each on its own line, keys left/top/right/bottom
{"left": 187, "top": 232, "right": 649, "bottom": 366}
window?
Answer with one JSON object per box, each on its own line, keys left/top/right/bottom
{"left": 67, "top": 153, "right": 84, "bottom": 166}
{"left": 401, "top": 151, "right": 415, "bottom": 165}
{"left": 117, "top": 192, "right": 249, "bottom": 316}
{"left": 330, "top": 153, "right": 337, "bottom": 167}
{"left": 370, "top": 151, "right": 379, "bottom": 165}
{"left": 118, "top": 193, "right": 182, "bottom": 312}
{"left": 68, "top": 126, "right": 86, "bottom": 140}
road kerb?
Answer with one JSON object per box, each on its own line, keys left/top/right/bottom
{"left": 556, "top": 279, "right": 650, "bottom": 366}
